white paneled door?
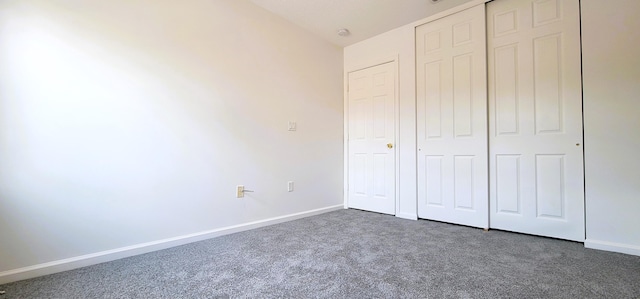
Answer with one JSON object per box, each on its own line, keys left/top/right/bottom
{"left": 416, "top": 5, "right": 489, "bottom": 228}
{"left": 488, "top": 0, "right": 585, "bottom": 241}
{"left": 347, "top": 62, "right": 396, "bottom": 215}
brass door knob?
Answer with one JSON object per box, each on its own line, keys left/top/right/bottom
{"left": 387, "top": 143, "right": 393, "bottom": 149}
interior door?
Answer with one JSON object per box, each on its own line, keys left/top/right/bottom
{"left": 487, "top": 0, "right": 585, "bottom": 241}
{"left": 347, "top": 62, "right": 396, "bottom": 215}
{"left": 416, "top": 5, "right": 489, "bottom": 228}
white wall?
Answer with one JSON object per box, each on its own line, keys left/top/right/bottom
{"left": 0, "top": 0, "right": 344, "bottom": 279}
{"left": 582, "top": 0, "right": 640, "bottom": 255}
{"left": 344, "top": 25, "right": 417, "bottom": 220}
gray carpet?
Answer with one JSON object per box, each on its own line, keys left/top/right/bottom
{"left": 1, "top": 209, "right": 639, "bottom": 298}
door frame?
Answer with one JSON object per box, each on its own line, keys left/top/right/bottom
{"left": 344, "top": 56, "right": 400, "bottom": 214}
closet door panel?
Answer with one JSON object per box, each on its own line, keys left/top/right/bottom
{"left": 417, "top": 4, "right": 488, "bottom": 229}
{"left": 488, "top": 0, "right": 584, "bottom": 241}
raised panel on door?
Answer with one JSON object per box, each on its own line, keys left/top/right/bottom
{"left": 453, "top": 155, "right": 475, "bottom": 210}
{"left": 416, "top": 4, "right": 488, "bottom": 229}
{"left": 347, "top": 62, "right": 396, "bottom": 215}
{"left": 453, "top": 54, "right": 473, "bottom": 138}
{"left": 495, "top": 154, "right": 521, "bottom": 215}
{"left": 425, "top": 156, "right": 444, "bottom": 207}
{"left": 535, "top": 154, "right": 565, "bottom": 219}
{"left": 488, "top": 0, "right": 584, "bottom": 241}
{"left": 424, "top": 61, "right": 443, "bottom": 139}
{"left": 494, "top": 44, "right": 520, "bottom": 135}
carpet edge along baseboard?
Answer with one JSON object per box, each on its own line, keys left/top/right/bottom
{"left": 0, "top": 205, "right": 344, "bottom": 285}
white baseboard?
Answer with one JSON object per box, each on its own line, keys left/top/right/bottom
{"left": 585, "top": 239, "right": 640, "bottom": 256}
{"left": 395, "top": 212, "right": 417, "bottom": 221}
{"left": 0, "top": 205, "right": 343, "bottom": 285}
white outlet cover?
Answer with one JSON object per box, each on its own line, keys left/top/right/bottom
{"left": 288, "top": 121, "right": 297, "bottom": 131}
{"left": 236, "top": 185, "right": 244, "bottom": 198}
{"left": 287, "top": 181, "right": 294, "bottom": 192}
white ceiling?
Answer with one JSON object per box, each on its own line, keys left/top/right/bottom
{"left": 249, "top": 0, "right": 475, "bottom": 47}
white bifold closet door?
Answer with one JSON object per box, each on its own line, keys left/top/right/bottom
{"left": 487, "top": 0, "right": 585, "bottom": 241}
{"left": 416, "top": 4, "right": 489, "bottom": 229}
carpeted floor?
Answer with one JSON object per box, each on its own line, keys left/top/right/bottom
{"left": 1, "top": 209, "right": 639, "bottom": 298}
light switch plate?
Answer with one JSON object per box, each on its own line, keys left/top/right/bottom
{"left": 288, "top": 121, "right": 297, "bottom": 131}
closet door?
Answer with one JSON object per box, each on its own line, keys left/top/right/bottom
{"left": 488, "top": 0, "right": 584, "bottom": 241}
{"left": 416, "top": 5, "right": 488, "bottom": 228}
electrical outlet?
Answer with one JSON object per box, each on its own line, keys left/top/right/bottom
{"left": 287, "top": 181, "right": 294, "bottom": 192}
{"left": 236, "top": 185, "right": 244, "bottom": 198}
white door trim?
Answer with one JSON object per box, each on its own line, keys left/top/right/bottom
{"left": 344, "top": 56, "right": 400, "bottom": 214}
